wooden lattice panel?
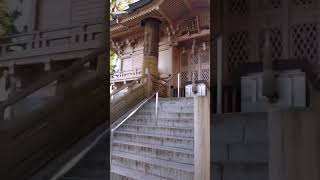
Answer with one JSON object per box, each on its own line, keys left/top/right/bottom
{"left": 181, "top": 53, "right": 188, "bottom": 67}
{"left": 291, "top": 23, "right": 318, "bottom": 64}
{"left": 181, "top": 71, "right": 188, "bottom": 84}
{"left": 259, "top": 28, "right": 283, "bottom": 61}
{"left": 259, "top": 0, "right": 282, "bottom": 9}
{"left": 192, "top": 70, "right": 199, "bottom": 81}
{"left": 200, "top": 50, "right": 209, "bottom": 63}
{"left": 227, "top": 31, "right": 249, "bottom": 72}
{"left": 189, "top": 51, "right": 199, "bottom": 65}
{"left": 228, "top": 0, "right": 249, "bottom": 15}
{"left": 293, "top": 0, "right": 314, "bottom": 6}
{"left": 201, "top": 69, "right": 210, "bottom": 82}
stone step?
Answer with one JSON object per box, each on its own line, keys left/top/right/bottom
{"left": 111, "top": 173, "right": 135, "bottom": 180}
{"left": 146, "top": 100, "right": 194, "bottom": 107}
{"left": 125, "top": 118, "right": 193, "bottom": 128}
{"left": 63, "top": 168, "right": 106, "bottom": 179}
{"left": 60, "top": 177, "right": 106, "bottom": 180}
{"left": 132, "top": 112, "right": 194, "bottom": 121}
{"left": 147, "top": 97, "right": 193, "bottom": 104}
{"left": 112, "top": 140, "right": 194, "bottom": 165}
{"left": 118, "top": 124, "right": 194, "bottom": 138}
{"left": 113, "top": 131, "right": 194, "bottom": 150}
{"left": 112, "top": 151, "right": 194, "bottom": 180}
{"left": 72, "top": 159, "right": 107, "bottom": 170}
{"left": 138, "top": 106, "right": 194, "bottom": 114}
{"left": 111, "top": 164, "right": 169, "bottom": 180}
{"left": 78, "top": 148, "right": 108, "bottom": 162}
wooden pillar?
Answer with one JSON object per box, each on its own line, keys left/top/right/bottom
{"left": 141, "top": 18, "right": 161, "bottom": 77}
{"left": 194, "top": 93, "right": 210, "bottom": 180}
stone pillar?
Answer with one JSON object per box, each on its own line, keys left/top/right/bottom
{"left": 44, "top": 62, "right": 51, "bottom": 72}
{"left": 268, "top": 105, "right": 285, "bottom": 180}
{"left": 5, "top": 65, "right": 16, "bottom": 121}
{"left": 194, "top": 93, "right": 210, "bottom": 180}
{"left": 142, "top": 18, "right": 161, "bottom": 77}
{"left": 268, "top": 88, "right": 320, "bottom": 180}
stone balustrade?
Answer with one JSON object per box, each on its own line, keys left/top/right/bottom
{"left": 0, "top": 23, "right": 103, "bottom": 64}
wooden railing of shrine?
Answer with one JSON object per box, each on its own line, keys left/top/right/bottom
{"left": 110, "top": 75, "right": 147, "bottom": 123}
{"left": 110, "top": 71, "right": 173, "bottom": 125}
{"left": 110, "top": 68, "right": 142, "bottom": 82}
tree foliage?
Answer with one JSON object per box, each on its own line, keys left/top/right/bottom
{"left": 0, "top": 0, "right": 22, "bottom": 37}
{"left": 110, "top": 50, "right": 118, "bottom": 74}
{"left": 110, "top": 0, "right": 136, "bottom": 73}
{"left": 0, "top": 0, "right": 11, "bottom": 36}
{"left": 110, "top": 0, "right": 134, "bottom": 16}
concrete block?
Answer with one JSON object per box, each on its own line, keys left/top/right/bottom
{"left": 223, "top": 164, "right": 268, "bottom": 180}
{"left": 244, "top": 117, "right": 268, "bottom": 143}
{"left": 210, "top": 164, "right": 222, "bottom": 180}
{"left": 210, "top": 143, "right": 228, "bottom": 162}
{"left": 211, "top": 119, "right": 244, "bottom": 144}
{"left": 228, "top": 143, "right": 268, "bottom": 163}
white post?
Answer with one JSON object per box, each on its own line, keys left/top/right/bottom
{"left": 217, "top": 36, "right": 223, "bottom": 114}
{"left": 178, "top": 73, "right": 180, "bottom": 98}
{"left": 155, "top": 92, "right": 159, "bottom": 119}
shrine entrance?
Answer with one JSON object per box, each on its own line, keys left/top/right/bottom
{"left": 179, "top": 37, "right": 210, "bottom": 87}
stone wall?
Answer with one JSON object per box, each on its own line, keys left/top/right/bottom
{"left": 211, "top": 112, "right": 268, "bottom": 180}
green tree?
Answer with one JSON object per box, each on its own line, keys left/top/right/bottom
{"left": 110, "top": 0, "right": 134, "bottom": 16}
{"left": 110, "top": 0, "right": 136, "bottom": 73}
{"left": 0, "top": 0, "right": 11, "bottom": 36}
{"left": 110, "top": 50, "right": 118, "bottom": 74}
{"left": 0, "top": 0, "right": 22, "bottom": 38}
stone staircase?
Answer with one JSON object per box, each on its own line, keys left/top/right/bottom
{"left": 110, "top": 97, "right": 195, "bottom": 180}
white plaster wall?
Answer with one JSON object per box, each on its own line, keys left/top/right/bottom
{"left": 159, "top": 47, "right": 173, "bottom": 78}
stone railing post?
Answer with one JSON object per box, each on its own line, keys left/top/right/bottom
{"left": 194, "top": 92, "right": 210, "bottom": 180}
{"left": 97, "top": 54, "right": 107, "bottom": 75}
{"left": 56, "top": 72, "right": 74, "bottom": 97}
{"left": 6, "top": 71, "right": 16, "bottom": 121}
